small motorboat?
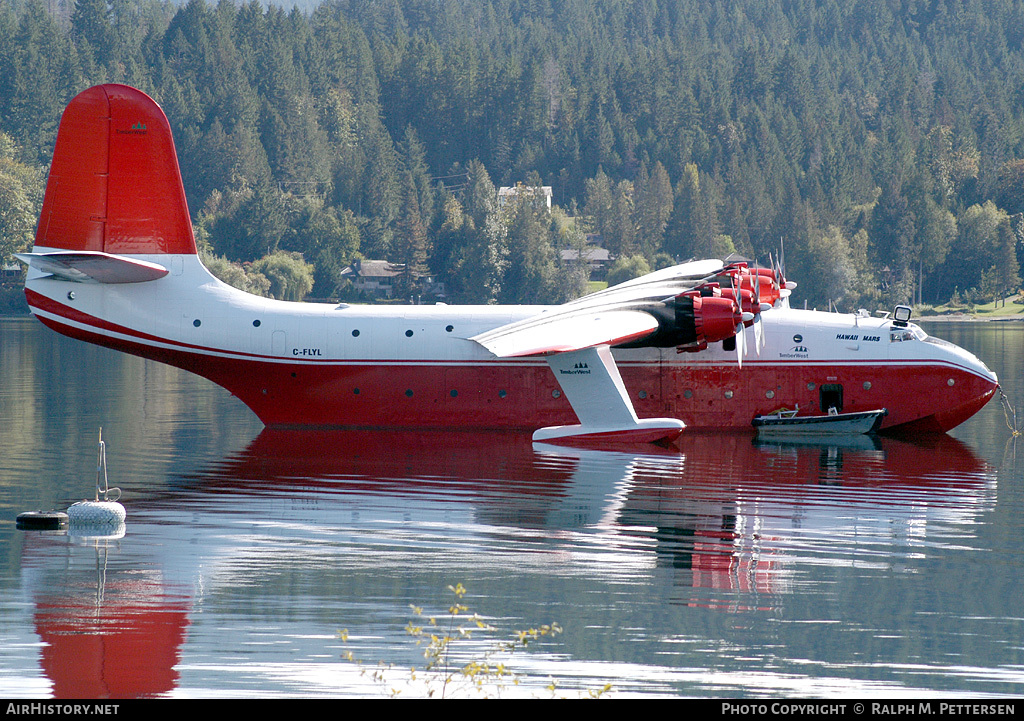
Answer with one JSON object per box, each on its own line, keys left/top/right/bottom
{"left": 752, "top": 407, "right": 888, "bottom": 435}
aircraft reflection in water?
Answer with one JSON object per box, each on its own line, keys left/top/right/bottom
{"left": 20, "top": 431, "right": 996, "bottom": 697}
{"left": 24, "top": 542, "right": 189, "bottom": 699}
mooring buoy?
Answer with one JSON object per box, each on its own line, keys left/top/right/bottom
{"left": 68, "top": 428, "right": 126, "bottom": 526}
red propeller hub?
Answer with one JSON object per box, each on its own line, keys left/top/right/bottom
{"left": 719, "top": 286, "right": 757, "bottom": 325}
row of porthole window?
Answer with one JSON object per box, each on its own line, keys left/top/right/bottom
{"left": 350, "top": 325, "right": 455, "bottom": 338}
{"left": 674, "top": 382, "right": 875, "bottom": 400}
{"left": 195, "top": 319, "right": 261, "bottom": 328}
{"left": 330, "top": 380, "right": 941, "bottom": 398}
{"left": 193, "top": 319, "right": 459, "bottom": 335}
{"left": 300, "top": 380, "right": 887, "bottom": 402}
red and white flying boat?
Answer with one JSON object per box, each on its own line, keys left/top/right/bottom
{"left": 18, "top": 85, "right": 999, "bottom": 444}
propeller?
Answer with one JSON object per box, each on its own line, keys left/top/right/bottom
{"left": 706, "top": 259, "right": 800, "bottom": 366}
{"left": 714, "top": 269, "right": 746, "bottom": 367}
{"left": 735, "top": 309, "right": 755, "bottom": 367}
{"left": 731, "top": 269, "right": 749, "bottom": 367}
{"left": 735, "top": 317, "right": 745, "bottom": 367}
{"left": 772, "top": 250, "right": 796, "bottom": 299}
{"left": 727, "top": 268, "right": 743, "bottom": 368}
{"left": 750, "top": 265, "right": 765, "bottom": 355}
{"left": 722, "top": 264, "right": 767, "bottom": 361}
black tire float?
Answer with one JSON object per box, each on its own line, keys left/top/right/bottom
{"left": 16, "top": 511, "right": 69, "bottom": 531}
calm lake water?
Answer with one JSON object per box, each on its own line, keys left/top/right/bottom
{"left": 1, "top": 316, "right": 1023, "bottom": 698}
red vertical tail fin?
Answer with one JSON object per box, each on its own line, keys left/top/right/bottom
{"left": 35, "top": 84, "right": 197, "bottom": 256}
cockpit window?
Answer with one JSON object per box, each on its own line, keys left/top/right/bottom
{"left": 890, "top": 328, "right": 915, "bottom": 342}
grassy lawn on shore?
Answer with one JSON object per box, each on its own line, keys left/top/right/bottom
{"left": 915, "top": 295, "right": 1024, "bottom": 319}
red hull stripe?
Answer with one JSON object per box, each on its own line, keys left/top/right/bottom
{"left": 25, "top": 288, "right": 280, "bottom": 359}
{"left": 25, "top": 288, "right": 547, "bottom": 366}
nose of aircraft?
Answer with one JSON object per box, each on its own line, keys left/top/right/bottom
{"left": 947, "top": 336, "right": 999, "bottom": 386}
{"left": 927, "top": 335, "right": 999, "bottom": 432}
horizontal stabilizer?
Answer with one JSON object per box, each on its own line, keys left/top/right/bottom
{"left": 472, "top": 308, "right": 659, "bottom": 358}
{"left": 15, "top": 251, "right": 169, "bottom": 284}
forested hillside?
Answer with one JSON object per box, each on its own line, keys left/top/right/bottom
{"left": 2, "top": 0, "right": 1024, "bottom": 310}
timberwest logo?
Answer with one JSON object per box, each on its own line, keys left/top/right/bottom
{"left": 116, "top": 122, "right": 148, "bottom": 135}
{"left": 780, "top": 345, "right": 809, "bottom": 359}
{"left": 560, "top": 362, "right": 591, "bottom": 375}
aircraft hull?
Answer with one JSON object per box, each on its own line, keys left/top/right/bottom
{"left": 29, "top": 287, "right": 996, "bottom": 434}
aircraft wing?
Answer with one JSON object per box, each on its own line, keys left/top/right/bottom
{"left": 15, "top": 251, "right": 169, "bottom": 284}
{"left": 473, "top": 308, "right": 660, "bottom": 358}
{"left": 560, "top": 258, "right": 725, "bottom": 309}
{"left": 471, "top": 259, "right": 726, "bottom": 358}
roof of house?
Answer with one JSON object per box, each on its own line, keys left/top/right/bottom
{"left": 341, "top": 259, "right": 401, "bottom": 278}
{"left": 561, "top": 247, "right": 610, "bottom": 262}
{"left": 498, "top": 185, "right": 553, "bottom": 197}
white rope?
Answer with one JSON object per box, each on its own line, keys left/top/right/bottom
{"left": 998, "top": 386, "right": 1021, "bottom": 437}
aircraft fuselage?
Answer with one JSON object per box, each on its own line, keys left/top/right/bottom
{"left": 25, "top": 252, "right": 998, "bottom": 434}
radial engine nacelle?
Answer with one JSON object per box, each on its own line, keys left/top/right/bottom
{"left": 621, "top": 289, "right": 747, "bottom": 352}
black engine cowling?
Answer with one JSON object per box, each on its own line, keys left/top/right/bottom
{"left": 618, "top": 293, "right": 742, "bottom": 350}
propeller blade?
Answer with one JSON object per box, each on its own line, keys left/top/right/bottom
{"left": 752, "top": 262, "right": 768, "bottom": 355}
{"left": 735, "top": 322, "right": 746, "bottom": 367}
{"left": 780, "top": 237, "right": 787, "bottom": 283}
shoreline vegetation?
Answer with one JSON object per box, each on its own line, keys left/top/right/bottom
{"left": 915, "top": 295, "right": 1024, "bottom": 320}
{"left": 2, "top": 0, "right": 1024, "bottom": 315}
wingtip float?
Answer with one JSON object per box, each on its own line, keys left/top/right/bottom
{"left": 21, "top": 84, "right": 999, "bottom": 446}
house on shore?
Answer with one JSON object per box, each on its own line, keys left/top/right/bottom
{"left": 340, "top": 259, "right": 400, "bottom": 299}
{"left": 498, "top": 183, "right": 553, "bottom": 211}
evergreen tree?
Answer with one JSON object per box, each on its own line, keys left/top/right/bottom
{"left": 4, "top": 0, "right": 1024, "bottom": 311}
{"left": 71, "top": 0, "right": 114, "bottom": 63}
{"left": 393, "top": 170, "right": 431, "bottom": 298}
{"left": 499, "top": 192, "right": 558, "bottom": 304}
{"left": 869, "top": 180, "right": 918, "bottom": 304}
{"left": 0, "top": 132, "right": 42, "bottom": 266}
{"left": 634, "top": 160, "right": 673, "bottom": 259}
